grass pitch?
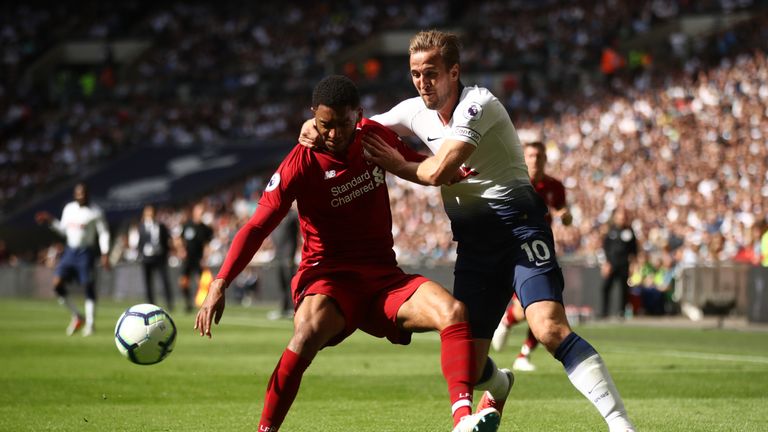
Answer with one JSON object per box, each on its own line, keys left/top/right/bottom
{"left": 0, "top": 298, "right": 766, "bottom": 431}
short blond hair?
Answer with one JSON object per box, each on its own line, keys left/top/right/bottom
{"left": 409, "top": 30, "right": 461, "bottom": 69}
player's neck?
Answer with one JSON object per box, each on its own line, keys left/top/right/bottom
{"left": 530, "top": 172, "right": 545, "bottom": 183}
{"left": 437, "top": 82, "right": 463, "bottom": 125}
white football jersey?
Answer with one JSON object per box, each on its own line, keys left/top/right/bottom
{"left": 372, "top": 85, "right": 531, "bottom": 223}
{"left": 52, "top": 201, "right": 110, "bottom": 254}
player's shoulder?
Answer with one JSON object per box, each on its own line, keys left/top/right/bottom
{"left": 362, "top": 117, "right": 401, "bottom": 140}
{"left": 387, "top": 96, "right": 429, "bottom": 116}
{"left": 461, "top": 85, "right": 499, "bottom": 106}
{"left": 455, "top": 85, "right": 503, "bottom": 122}
{"left": 283, "top": 142, "right": 316, "bottom": 168}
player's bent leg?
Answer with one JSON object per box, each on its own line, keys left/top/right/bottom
{"left": 288, "top": 294, "right": 345, "bottom": 358}
{"left": 523, "top": 300, "right": 572, "bottom": 354}
{"left": 260, "top": 295, "right": 343, "bottom": 432}
{"left": 82, "top": 280, "right": 97, "bottom": 336}
{"left": 526, "top": 301, "right": 634, "bottom": 431}
{"left": 475, "top": 357, "right": 514, "bottom": 419}
{"left": 396, "top": 280, "right": 467, "bottom": 331}
{"left": 491, "top": 299, "right": 525, "bottom": 352}
{"left": 397, "top": 281, "right": 475, "bottom": 426}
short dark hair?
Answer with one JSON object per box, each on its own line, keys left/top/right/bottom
{"left": 312, "top": 75, "right": 360, "bottom": 109}
{"left": 524, "top": 141, "right": 546, "bottom": 152}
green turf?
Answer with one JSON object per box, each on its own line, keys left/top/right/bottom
{"left": 1, "top": 298, "right": 766, "bottom": 431}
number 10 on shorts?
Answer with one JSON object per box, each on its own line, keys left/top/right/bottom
{"left": 521, "top": 240, "right": 551, "bottom": 266}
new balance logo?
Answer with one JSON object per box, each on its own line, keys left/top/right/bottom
{"left": 324, "top": 170, "right": 337, "bottom": 179}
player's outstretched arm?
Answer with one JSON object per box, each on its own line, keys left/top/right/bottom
{"left": 195, "top": 278, "right": 227, "bottom": 338}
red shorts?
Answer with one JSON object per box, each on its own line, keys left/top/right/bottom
{"left": 291, "top": 263, "right": 429, "bottom": 347}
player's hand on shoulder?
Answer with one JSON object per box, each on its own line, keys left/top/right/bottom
{"left": 34, "top": 211, "right": 52, "bottom": 225}
{"left": 362, "top": 131, "right": 403, "bottom": 170}
{"left": 195, "top": 278, "right": 227, "bottom": 338}
{"left": 298, "top": 119, "right": 324, "bottom": 149}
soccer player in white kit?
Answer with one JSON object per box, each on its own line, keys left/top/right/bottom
{"left": 301, "top": 30, "right": 635, "bottom": 432}
{"left": 36, "top": 183, "right": 110, "bottom": 336}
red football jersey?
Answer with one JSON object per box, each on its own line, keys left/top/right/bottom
{"left": 531, "top": 174, "right": 566, "bottom": 225}
{"left": 217, "top": 118, "right": 426, "bottom": 284}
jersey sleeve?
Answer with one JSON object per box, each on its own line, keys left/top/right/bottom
{"left": 94, "top": 207, "right": 110, "bottom": 255}
{"left": 362, "top": 120, "right": 427, "bottom": 163}
{"left": 370, "top": 99, "right": 417, "bottom": 137}
{"left": 447, "top": 89, "right": 502, "bottom": 147}
{"left": 216, "top": 147, "right": 305, "bottom": 284}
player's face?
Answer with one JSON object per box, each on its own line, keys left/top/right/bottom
{"left": 524, "top": 146, "right": 546, "bottom": 177}
{"left": 74, "top": 184, "right": 88, "bottom": 205}
{"left": 143, "top": 206, "right": 156, "bottom": 221}
{"left": 313, "top": 104, "right": 362, "bottom": 155}
{"left": 409, "top": 49, "right": 459, "bottom": 110}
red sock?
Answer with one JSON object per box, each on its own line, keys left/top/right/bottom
{"left": 440, "top": 322, "right": 475, "bottom": 425}
{"left": 518, "top": 328, "right": 538, "bottom": 358}
{"left": 259, "top": 348, "right": 311, "bottom": 431}
{"left": 503, "top": 305, "right": 519, "bottom": 327}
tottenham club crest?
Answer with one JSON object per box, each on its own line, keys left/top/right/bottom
{"left": 463, "top": 103, "right": 483, "bottom": 121}
{"left": 265, "top": 173, "right": 280, "bottom": 192}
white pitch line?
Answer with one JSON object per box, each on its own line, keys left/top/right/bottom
{"left": 608, "top": 348, "right": 768, "bottom": 365}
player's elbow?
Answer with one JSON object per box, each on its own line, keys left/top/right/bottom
{"left": 422, "top": 168, "right": 453, "bottom": 186}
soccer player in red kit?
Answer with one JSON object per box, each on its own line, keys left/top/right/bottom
{"left": 491, "top": 141, "right": 573, "bottom": 372}
{"left": 195, "top": 76, "right": 500, "bottom": 432}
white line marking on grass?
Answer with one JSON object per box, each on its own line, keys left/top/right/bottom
{"left": 608, "top": 348, "right": 768, "bottom": 365}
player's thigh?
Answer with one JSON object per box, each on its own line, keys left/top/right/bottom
{"left": 516, "top": 266, "right": 565, "bottom": 309}
{"left": 358, "top": 273, "right": 427, "bottom": 344}
{"left": 396, "top": 280, "right": 466, "bottom": 332}
{"left": 290, "top": 294, "right": 346, "bottom": 352}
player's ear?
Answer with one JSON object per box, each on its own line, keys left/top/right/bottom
{"left": 450, "top": 64, "right": 460, "bottom": 81}
{"left": 355, "top": 107, "right": 363, "bottom": 123}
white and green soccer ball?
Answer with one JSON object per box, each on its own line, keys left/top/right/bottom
{"left": 114, "top": 304, "right": 177, "bottom": 365}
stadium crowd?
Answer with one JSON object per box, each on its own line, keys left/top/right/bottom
{"left": 3, "top": 1, "right": 768, "bottom": 317}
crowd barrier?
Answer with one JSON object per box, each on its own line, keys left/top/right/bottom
{"left": 1, "top": 262, "right": 766, "bottom": 323}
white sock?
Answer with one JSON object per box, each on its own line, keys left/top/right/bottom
{"left": 520, "top": 343, "right": 531, "bottom": 357}
{"left": 58, "top": 296, "right": 80, "bottom": 317}
{"left": 475, "top": 365, "right": 510, "bottom": 400}
{"left": 567, "top": 353, "right": 634, "bottom": 430}
{"left": 84, "top": 299, "right": 95, "bottom": 328}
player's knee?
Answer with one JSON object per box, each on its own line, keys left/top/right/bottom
{"left": 531, "top": 320, "right": 570, "bottom": 352}
{"left": 436, "top": 298, "right": 467, "bottom": 329}
{"left": 290, "top": 313, "right": 341, "bottom": 354}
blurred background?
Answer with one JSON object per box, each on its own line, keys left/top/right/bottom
{"left": 1, "top": 0, "right": 768, "bottom": 324}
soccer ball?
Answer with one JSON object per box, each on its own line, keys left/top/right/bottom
{"left": 114, "top": 304, "right": 177, "bottom": 365}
